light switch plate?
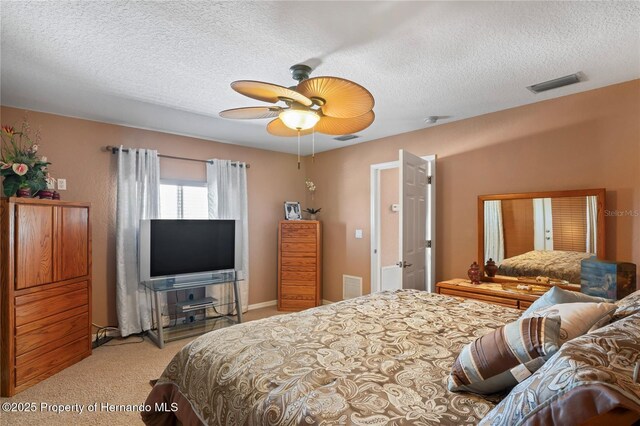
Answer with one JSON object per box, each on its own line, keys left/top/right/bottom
{"left": 57, "top": 178, "right": 67, "bottom": 190}
{"left": 355, "top": 229, "right": 363, "bottom": 239}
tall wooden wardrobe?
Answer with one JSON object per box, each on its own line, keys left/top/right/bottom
{"left": 277, "top": 220, "right": 322, "bottom": 311}
{"left": 1, "top": 197, "right": 92, "bottom": 396}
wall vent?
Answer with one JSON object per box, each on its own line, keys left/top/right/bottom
{"left": 334, "top": 134, "right": 359, "bottom": 142}
{"left": 343, "top": 275, "right": 363, "bottom": 299}
{"left": 527, "top": 72, "right": 582, "bottom": 94}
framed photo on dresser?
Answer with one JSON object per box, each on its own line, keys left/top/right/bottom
{"left": 284, "top": 201, "right": 301, "bottom": 220}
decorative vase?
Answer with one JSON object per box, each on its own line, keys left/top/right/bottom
{"left": 16, "top": 187, "right": 31, "bottom": 198}
{"left": 52, "top": 191, "right": 61, "bottom": 200}
{"left": 38, "top": 189, "right": 54, "bottom": 200}
{"left": 485, "top": 258, "right": 498, "bottom": 277}
{"left": 310, "top": 214, "right": 317, "bottom": 220}
{"left": 467, "top": 261, "right": 481, "bottom": 284}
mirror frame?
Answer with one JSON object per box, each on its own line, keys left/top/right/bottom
{"left": 477, "top": 188, "right": 606, "bottom": 283}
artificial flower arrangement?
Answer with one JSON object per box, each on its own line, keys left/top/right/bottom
{"left": 304, "top": 178, "right": 321, "bottom": 218}
{"left": 1, "top": 120, "right": 51, "bottom": 197}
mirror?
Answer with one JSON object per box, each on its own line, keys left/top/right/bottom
{"left": 478, "top": 189, "right": 605, "bottom": 285}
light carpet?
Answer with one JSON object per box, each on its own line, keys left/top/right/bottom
{"left": 0, "top": 306, "right": 282, "bottom": 425}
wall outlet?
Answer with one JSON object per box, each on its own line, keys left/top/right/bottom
{"left": 57, "top": 178, "right": 67, "bottom": 190}
{"left": 355, "top": 229, "right": 363, "bottom": 239}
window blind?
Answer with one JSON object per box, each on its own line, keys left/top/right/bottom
{"left": 551, "top": 197, "right": 587, "bottom": 252}
{"left": 160, "top": 183, "right": 208, "bottom": 219}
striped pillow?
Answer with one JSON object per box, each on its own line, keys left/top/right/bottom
{"left": 448, "top": 315, "right": 561, "bottom": 395}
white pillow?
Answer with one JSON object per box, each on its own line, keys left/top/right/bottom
{"left": 521, "top": 302, "right": 617, "bottom": 344}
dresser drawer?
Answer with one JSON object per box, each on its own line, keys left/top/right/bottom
{"left": 281, "top": 271, "right": 316, "bottom": 281}
{"left": 15, "top": 337, "right": 89, "bottom": 387}
{"left": 439, "top": 288, "right": 518, "bottom": 308}
{"left": 281, "top": 236, "right": 317, "bottom": 244}
{"left": 281, "top": 222, "right": 316, "bottom": 231}
{"left": 281, "top": 279, "right": 316, "bottom": 287}
{"left": 519, "top": 300, "right": 533, "bottom": 310}
{"left": 15, "top": 281, "right": 89, "bottom": 327}
{"left": 281, "top": 257, "right": 317, "bottom": 266}
{"left": 279, "top": 299, "right": 317, "bottom": 310}
{"left": 281, "top": 285, "right": 316, "bottom": 300}
{"left": 16, "top": 309, "right": 89, "bottom": 356}
{"left": 281, "top": 265, "right": 316, "bottom": 272}
{"left": 281, "top": 242, "right": 316, "bottom": 253}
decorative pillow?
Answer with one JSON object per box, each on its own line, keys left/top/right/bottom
{"left": 448, "top": 315, "right": 561, "bottom": 395}
{"left": 480, "top": 313, "right": 640, "bottom": 426}
{"left": 522, "top": 302, "right": 617, "bottom": 344}
{"left": 522, "top": 285, "right": 610, "bottom": 316}
{"left": 613, "top": 289, "right": 640, "bottom": 320}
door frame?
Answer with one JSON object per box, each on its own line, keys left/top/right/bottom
{"left": 370, "top": 154, "right": 436, "bottom": 293}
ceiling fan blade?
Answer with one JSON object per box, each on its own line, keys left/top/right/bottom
{"left": 315, "top": 110, "right": 375, "bottom": 135}
{"left": 266, "top": 118, "right": 314, "bottom": 137}
{"left": 219, "top": 106, "right": 282, "bottom": 119}
{"left": 231, "top": 80, "right": 313, "bottom": 107}
{"left": 296, "top": 76, "right": 374, "bottom": 119}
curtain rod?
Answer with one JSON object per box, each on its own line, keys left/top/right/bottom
{"left": 103, "top": 145, "right": 250, "bottom": 168}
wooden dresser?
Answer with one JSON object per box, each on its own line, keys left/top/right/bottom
{"left": 1, "top": 197, "right": 92, "bottom": 396}
{"left": 436, "top": 279, "right": 539, "bottom": 310}
{"left": 277, "top": 220, "right": 322, "bottom": 311}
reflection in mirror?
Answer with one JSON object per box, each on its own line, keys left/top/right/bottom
{"left": 483, "top": 194, "right": 601, "bottom": 284}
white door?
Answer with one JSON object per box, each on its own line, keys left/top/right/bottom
{"left": 399, "top": 149, "right": 429, "bottom": 291}
{"left": 369, "top": 154, "right": 435, "bottom": 294}
{"left": 533, "top": 198, "right": 554, "bottom": 250}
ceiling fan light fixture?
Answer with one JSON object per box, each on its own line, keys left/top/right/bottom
{"left": 279, "top": 109, "right": 320, "bottom": 130}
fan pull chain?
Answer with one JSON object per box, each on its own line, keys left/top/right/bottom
{"left": 297, "top": 130, "right": 301, "bottom": 170}
{"left": 312, "top": 128, "right": 315, "bottom": 163}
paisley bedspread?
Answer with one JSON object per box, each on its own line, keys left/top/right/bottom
{"left": 143, "top": 290, "right": 521, "bottom": 426}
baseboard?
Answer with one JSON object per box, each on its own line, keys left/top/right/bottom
{"left": 248, "top": 300, "right": 277, "bottom": 310}
{"left": 322, "top": 299, "right": 334, "bottom": 305}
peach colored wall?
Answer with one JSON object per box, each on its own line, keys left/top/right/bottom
{"left": 380, "top": 168, "right": 399, "bottom": 267}
{"left": 307, "top": 80, "right": 640, "bottom": 301}
{"left": 0, "top": 107, "right": 308, "bottom": 328}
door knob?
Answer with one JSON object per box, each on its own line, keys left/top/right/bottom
{"left": 396, "top": 261, "right": 412, "bottom": 268}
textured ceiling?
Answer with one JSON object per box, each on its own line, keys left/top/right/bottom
{"left": 1, "top": 1, "right": 639, "bottom": 155}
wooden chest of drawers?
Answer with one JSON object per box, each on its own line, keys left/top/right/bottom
{"left": 1, "top": 198, "right": 92, "bottom": 396}
{"left": 277, "top": 221, "right": 322, "bottom": 311}
{"left": 436, "top": 279, "right": 539, "bottom": 310}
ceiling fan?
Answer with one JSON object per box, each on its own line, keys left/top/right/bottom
{"left": 220, "top": 64, "right": 375, "bottom": 168}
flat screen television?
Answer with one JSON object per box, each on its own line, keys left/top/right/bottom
{"left": 139, "top": 219, "right": 237, "bottom": 282}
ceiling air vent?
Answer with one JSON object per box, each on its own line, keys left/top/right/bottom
{"left": 527, "top": 73, "right": 583, "bottom": 94}
{"left": 334, "top": 134, "right": 359, "bottom": 142}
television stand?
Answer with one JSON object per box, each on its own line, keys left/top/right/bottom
{"left": 142, "top": 271, "right": 243, "bottom": 349}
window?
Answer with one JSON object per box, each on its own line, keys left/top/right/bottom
{"left": 160, "top": 181, "right": 208, "bottom": 219}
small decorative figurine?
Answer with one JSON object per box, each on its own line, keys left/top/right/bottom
{"left": 468, "top": 261, "right": 482, "bottom": 284}
{"left": 485, "top": 258, "right": 498, "bottom": 277}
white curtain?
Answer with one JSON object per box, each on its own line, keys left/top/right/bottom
{"left": 206, "top": 159, "right": 249, "bottom": 313}
{"left": 484, "top": 200, "right": 505, "bottom": 264}
{"left": 586, "top": 195, "right": 598, "bottom": 254}
{"left": 116, "top": 147, "right": 160, "bottom": 337}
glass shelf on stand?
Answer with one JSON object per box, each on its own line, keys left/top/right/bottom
{"left": 141, "top": 270, "right": 243, "bottom": 348}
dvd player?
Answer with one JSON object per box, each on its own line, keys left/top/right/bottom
{"left": 176, "top": 297, "right": 217, "bottom": 312}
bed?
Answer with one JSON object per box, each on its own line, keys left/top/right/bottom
{"left": 497, "top": 250, "right": 591, "bottom": 283}
{"left": 142, "top": 290, "right": 522, "bottom": 425}
{"left": 143, "top": 289, "right": 640, "bottom": 425}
